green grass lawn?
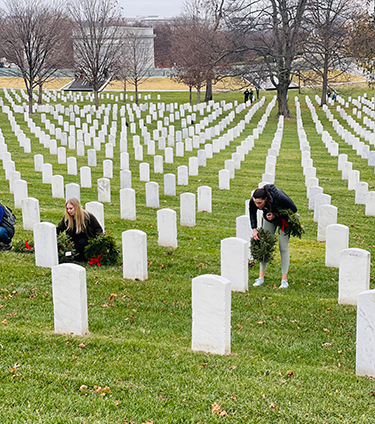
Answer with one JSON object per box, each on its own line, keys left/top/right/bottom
{"left": 0, "top": 86, "right": 375, "bottom": 423}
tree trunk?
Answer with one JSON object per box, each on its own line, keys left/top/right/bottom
{"left": 123, "top": 79, "right": 127, "bottom": 103}
{"left": 276, "top": 82, "right": 292, "bottom": 118}
{"left": 135, "top": 81, "right": 139, "bottom": 105}
{"left": 94, "top": 90, "right": 99, "bottom": 110}
{"left": 27, "top": 87, "right": 33, "bottom": 114}
{"left": 204, "top": 79, "right": 213, "bottom": 102}
{"left": 256, "top": 88, "right": 259, "bottom": 100}
{"left": 197, "top": 87, "right": 201, "bottom": 104}
{"left": 38, "top": 84, "right": 43, "bottom": 105}
{"left": 320, "top": 53, "right": 329, "bottom": 107}
{"left": 189, "top": 86, "right": 192, "bottom": 105}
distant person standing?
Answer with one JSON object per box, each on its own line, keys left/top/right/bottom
{"left": 332, "top": 89, "right": 337, "bottom": 102}
{"left": 244, "top": 89, "right": 250, "bottom": 103}
{"left": 249, "top": 88, "right": 254, "bottom": 103}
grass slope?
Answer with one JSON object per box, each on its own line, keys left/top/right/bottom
{"left": 0, "top": 87, "right": 374, "bottom": 423}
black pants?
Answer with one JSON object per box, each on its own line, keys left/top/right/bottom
{"left": 74, "top": 236, "right": 89, "bottom": 262}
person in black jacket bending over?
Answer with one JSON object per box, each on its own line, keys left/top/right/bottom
{"left": 57, "top": 198, "right": 103, "bottom": 262}
{"left": 249, "top": 184, "right": 297, "bottom": 289}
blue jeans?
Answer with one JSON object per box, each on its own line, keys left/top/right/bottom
{"left": 0, "top": 227, "right": 11, "bottom": 244}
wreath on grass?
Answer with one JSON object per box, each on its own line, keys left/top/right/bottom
{"left": 251, "top": 228, "right": 277, "bottom": 263}
{"left": 57, "top": 232, "right": 76, "bottom": 263}
{"left": 84, "top": 234, "right": 120, "bottom": 266}
{"left": 13, "top": 239, "right": 34, "bottom": 253}
{"left": 274, "top": 208, "right": 304, "bottom": 238}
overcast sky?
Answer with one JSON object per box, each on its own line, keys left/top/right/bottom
{"left": 119, "top": 0, "right": 185, "bottom": 17}
{"left": 0, "top": 0, "right": 186, "bottom": 18}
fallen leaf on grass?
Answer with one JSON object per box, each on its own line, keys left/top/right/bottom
{"left": 229, "top": 365, "right": 237, "bottom": 370}
{"left": 78, "top": 343, "right": 85, "bottom": 349}
{"left": 371, "top": 391, "right": 375, "bottom": 396}
{"left": 322, "top": 343, "right": 333, "bottom": 347}
{"left": 257, "top": 320, "right": 265, "bottom": 325}
{"left": 200, "top": 362, "right": 208, "bottom": 368}
{"left": 79, "top": 385, "right": 87, "bottom": 391}
{"left": 323, "top": 328, "right": 330, "bottom": 333}
{"left": 11, "top": 374, "right": 22, "bottom": 379}
{"left": 114, "top": 400, "right": 120, "bottom": 406}
{"left": 237, "top": 323, "right": 242, "bottom": 329}
{"left": 269, "top": 402, "right": 279, "bottom": 409}
{"left": 212, "top": 402, "right": 227, "bottom": 416}
{"left": 286, "top": 370, "right": 294, "bottom": 377}
{"left": 10, "top": 363, "right": 20, "bottom": 372}
{"left": 2, "top": 320, "right": 7, "bottom": 324}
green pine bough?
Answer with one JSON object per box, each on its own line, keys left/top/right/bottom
{"left": 274, "top": 208, "right": 305, "bottom": 238}
{"left": 84, "top": 234, "right": 120, "bottom": 266}
{"left": 57, "top": 232, "right": 76, "bottom": 263}
{"left": 251, "top": 228, "right": 277, "bottom": 263}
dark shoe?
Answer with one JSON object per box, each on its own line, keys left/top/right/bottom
{"left": 0, "top": 242, "right": 12, "bottom": 251}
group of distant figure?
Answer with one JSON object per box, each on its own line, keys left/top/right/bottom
{"left": 244, "top": 88, "right": 254, "bottom": 104}
{"left": 327, "top": 89, "right": 337, "bottom": 102}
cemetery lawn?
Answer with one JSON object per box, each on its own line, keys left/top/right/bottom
{"left": 1, "top": 86, "right": 375, "bottom": 424}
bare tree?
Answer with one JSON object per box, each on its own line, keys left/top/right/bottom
{"left": 226, "top": 0, "right": 309, "bottom": 117}
{"left": 68, "top": 0, "right": 124, "bottom": 109}
{"left": 170, "top": 17, "right": 210, "bottom": 103}
{"left": 117, "top": 28, "right": 154, "bottom": 105}
{"left": 0, "top": 0, "right": 71, "bottom": 113}
{"left": 347, "top": 6, "right": 375, "bottom": 87}
{"left": 154, "top": 22, "right": 173, "bottom": 68}
{"left": 303, "top": 0, "right": 355, "bottom": 106}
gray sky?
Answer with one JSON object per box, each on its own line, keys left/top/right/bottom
{"left": 119, "top": 0, "right": 184, "bottom": 17}
{"left": 0, "top": 0, "right": 186, "bottom": 18}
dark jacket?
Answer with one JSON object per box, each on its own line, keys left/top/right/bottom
{"left": 249, "top": 184, "right": 297, "bottom": 229}
{"left": 57, "top": 211, "right": 103, "bottom": 240}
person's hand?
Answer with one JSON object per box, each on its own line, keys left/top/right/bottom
{"left": 253, "top": 228, "right": 259, "bottom": 240}
{"left": 266, "top": 212, "right": 275, "bottom": 221}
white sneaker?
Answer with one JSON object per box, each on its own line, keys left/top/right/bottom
{"left": 253, "top": 278, "right": 264, "bottom": 287}
{"left": 279, "top": 280, "right": 289, "bottom": 289}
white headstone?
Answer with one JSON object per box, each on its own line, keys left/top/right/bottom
{"left": 356, "top": 290, "right": 375, "bottom": 377}
{"left": 154, "top": 155, "right": 163, "bottom": 174}
{"left": 219, "top": 169, "right": 230, "bottom": 190}
{"left": 339, "top": 248, "right": 370, "bottom": 305}
{"left": 164, "top": 173, "right": 176, "bottom": 196}
{"left": 189, "top": 157, "right": 199, "bottom": 176}
{"left": 157, "top": 208, "right": 178, "bottom": 248}
{"left": 192, "top": 274, "right": 231, "bottom": 355}
{"left": 65, "top": 183, "right": 80, "bottom": 202}
{"left": 145, "top": 182, "right": 159, "bottom": 207}
{"left": 67, "top": 157, "right": 77, "bottom": 175}
{"left": 103, "top": 159, "right": 113, "bottom": 179}
{"left": 120, "top": 188, "right": 136, "bottom": 221}
{"left": 42, "top": 163, "right": 53, "bottom": 184}
{"left": 33, "top": 222, "right": 58, "bottom": 268}
{"left": 120, "top": 169, "right": 132, "bottom": 189}
{"left": 52, "top": 175, "right": 64, "bottom": 199}
{"left": 314, "top": 193, "right": 331, "bottom": 222}
{"left": 221, "top": 237, "right": 249, "bottom": 292}
{"left": 21, "top": 197, "right": 40, "bottom": 230}
{"left": 13, "top": 179, "right": 28, "bottom": 208}
{"left": 355, "top": 182, "right": 368, "bottom": 205}
{"left": 325, "top": 224, "right": 349, "bottom": 268}
{"left": 177, "top": 165, "right": 188, "bottom": 185}
{"left": 52, "top": 263, "right": 88, "bottom": 335}
{"left": 197, "top": 186, "right": 212, "bottom": 212}
{"left": 180, "top": 193, "right": 196, "bottom": 227}
{"left": 122, "top": 230, "right": 148, "bottom": 281}
{"left": 85, "top": 201, "right": 105, "bottom": 231}
{"left": 317, "top": 204, "right": 337, "bottom": 242}
{"left": 80, "top": 166, "right": 92, "bottom": 188}
{"left": 120, "top": 152, "right": 129, "bottom": 170}
{"left": 97, "top": 178, "right": 111, "bottom": 203}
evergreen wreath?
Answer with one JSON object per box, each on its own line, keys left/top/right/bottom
{"left": 13, "top": 239, "right": 34, "bottom": 254}
{"left": 84, "top": 234, "right": 120, "bottom": 266}
{"left": 57, "top": 232, "right": 77, "bottom": 263}
{"left": 274, "top": 208, "right": 304, "bottom": 238}
{"left": 251, "top": 228, "right": 277, "bottom": 263}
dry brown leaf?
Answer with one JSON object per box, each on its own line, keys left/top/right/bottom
{"left": 79, "top": 385, "right": 87, "bottom": 391}
{"left": 79, "top": 343, "right": 86, "bottom": 349}
{"left": 237, "top": 323, "right": 242, "bottom": 329}
{"left": 323, "top": 328, "right": 330, "bottom": 333}
{"left": 322, "top": 343, "right": 333, "bottom": 347}
{"left": 200, "top": 362, "right": 208, "bottom": 368}
{"left": 338, "top": 350, "right": 343, "bottom": 354}
{"left": 2, "top": 319, "right": 8, "bottom": 324}
{"left": 286, "top": 370, "right": 294, "bottom": 377}
{"left": 269, "top": 402, "right": 279, "bottom": 409}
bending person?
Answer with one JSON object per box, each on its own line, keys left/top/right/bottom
{"left": 57, "top": 198, "right": 103, "bottom": 261}
{"left": 249, "top": 184, "right": 297, "bottom": 289}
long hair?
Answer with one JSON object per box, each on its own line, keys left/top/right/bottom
{"left": 64, "top": 198, "right": 88, "bottom": 233}
{"left": 253, "top": 187, "right": 273, "bottom": 211}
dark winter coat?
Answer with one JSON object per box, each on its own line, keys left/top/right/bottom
{"left": 57, "top": 211, "right": 103, "bottom": 240}
{"left": 249, "top": 184, "right": 297, "bottom": 229}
